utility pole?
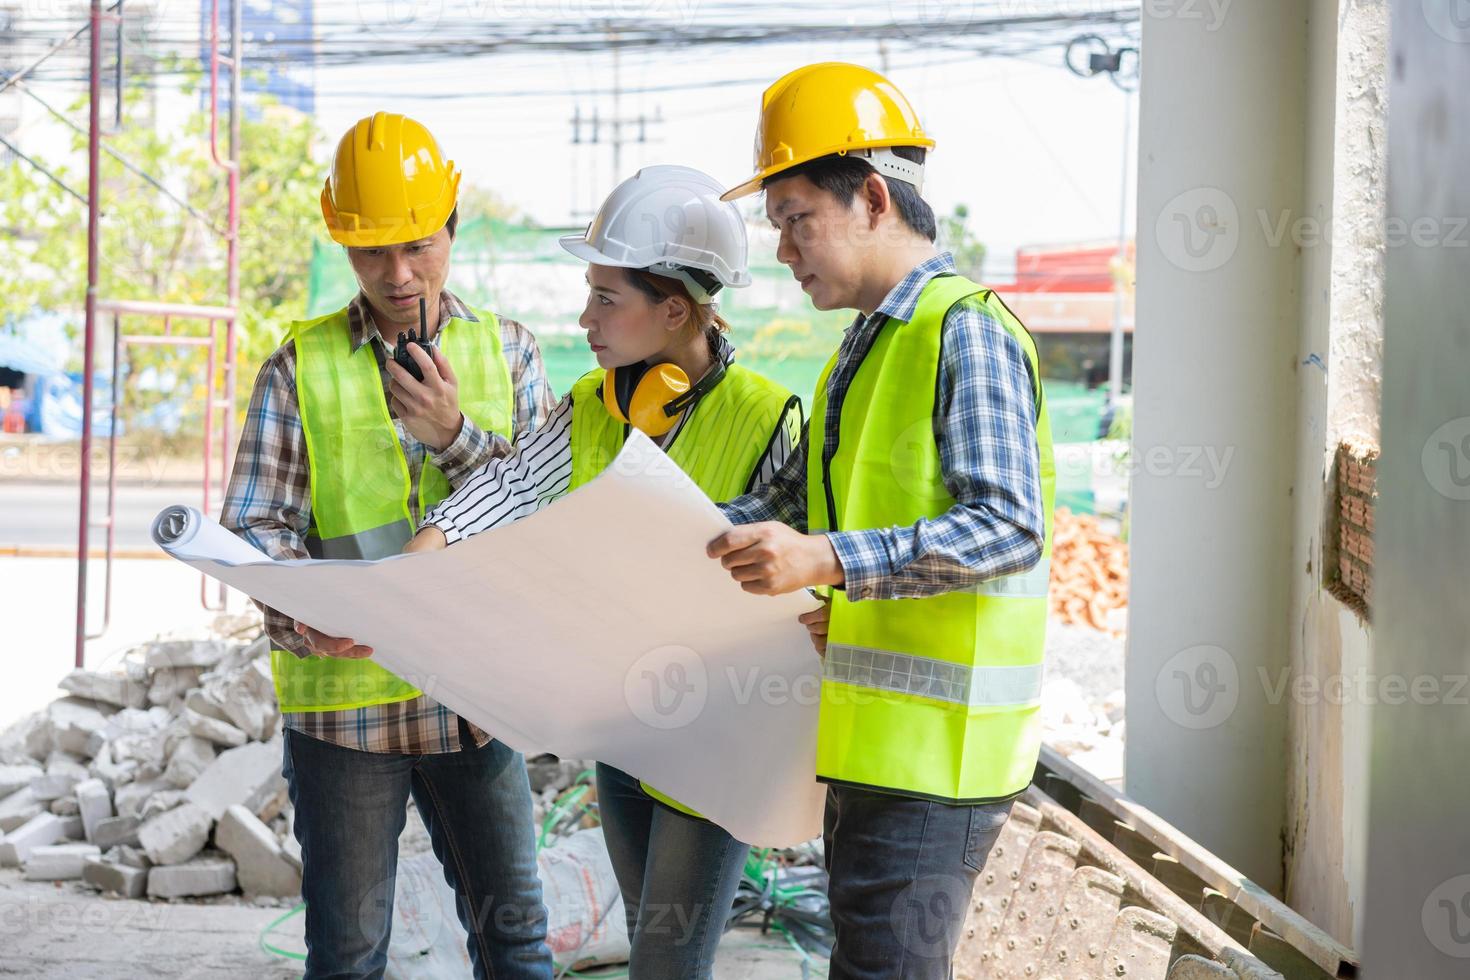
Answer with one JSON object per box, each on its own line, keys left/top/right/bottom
{"left": 1066, "top": 34, "right": 1139, "bottom": 407}
{"left": 568, "top": 29, "right": 663, "bottom": 219}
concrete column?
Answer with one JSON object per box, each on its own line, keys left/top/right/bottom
{"left": 1126, "top": 2, "right": 1310, "bottom": 890}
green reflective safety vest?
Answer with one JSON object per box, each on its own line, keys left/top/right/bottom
{"left": 568, "top": 362, "right": 801, "bottom": 819}
{"left": 271, "top": 304, "right": 515, "bottom": 713}
{"left": 807, "top": 274, "right": 1056, "bottom": 804}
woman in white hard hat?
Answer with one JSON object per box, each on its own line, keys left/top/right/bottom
{"left": 403, "top": 164, "right": 818, "bottom": 979}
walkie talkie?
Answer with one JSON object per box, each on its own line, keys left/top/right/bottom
{"left": 393, "top": 297, "right": 432, "bottom": 382}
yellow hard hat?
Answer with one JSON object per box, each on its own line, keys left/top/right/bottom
{"left": 721, "top": 62, "right": 935, "bottom": 201}
{"left": 320, "top": 111, "right": 461, "bottom": 247}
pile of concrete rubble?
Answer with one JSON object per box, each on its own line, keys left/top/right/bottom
{"left": 0, "top": 626, "right": 299, "bottom": 902}
{"left": 0, "top": 618, "right": 608, "bottom": 909}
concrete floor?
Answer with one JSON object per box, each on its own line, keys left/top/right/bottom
{"left": 0, "top": 865, "right": 815, "bottom": 978}
{"left": 0, "top": 778, "right": 814, "bottom": 979}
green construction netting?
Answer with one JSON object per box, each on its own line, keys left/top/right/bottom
{"left": 307, "top": 216, "right": 1113, "bottom": 512}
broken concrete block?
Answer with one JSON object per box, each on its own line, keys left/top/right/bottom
{"left": 48, "top": 797, "right": 80, "bottom": 816}
{"left": 164, "top": 736, "right": 216, "bottom": 789}
{"left": 48, "top": 698, "right": 111, "bottom": 757}
{"left": 216, "top": 805, "right": 301, "bottom": 898}
{"left": 103, "top": 844, "right": 152, "bottom": 869}
{"left": 157, "top": 715, "right": 194, "bottom": 763}
{"left": 138, "top": 801, "right": 212, "bottom": 865}
{"left": 0, "top": 787, "right": 44, "bottom": 833}
{"left": 82, "top": 856, "right": 148, "bottom": 898}
{"left": 185, "top": 739, "right": 286, "bottom": 820}
{"left": 31, "top": 758, "right": 89, "bottom": 802}
{"left": 92, "top": 814, "right": 141, "bottom": 849}
{"left": 95, "top": 706, "right": 168, "bottom": 743}
{"left": 184, "top": 688, "right": 232, "bottom": 725}
{"left": 0, "top": 787, "right": 45, "bottom": 834}
{"left": 217, "top": 660, "right": 278, "bottom": 742}
{"left": 45, "top": 748, "right": 87, "bottom": 769}
{"left": 58, "top": 669, "right": 147, "bottom": 711}
{"left": 0, "top": 764, "right": 43, "bottom": 798}
{"left": 147, "top": 853, "right": 237, "bottom": 898}
{"left": 108, "top": 732, "right": 162, "bottom": 768}
{"left": 138, "top": 790, "right": 187, "bottom": 821}
{"left": 149, "top": 666, "right": 205, "bottom": 707}
{"left": 145, "top": 639, "right": 230, "bottom": 670}
{"left": 21, "top": 713, "right": 52, "bottom": 761}
{"left": 0, "top": 812, "right": 69, "bottom": 866}
{"left": 24, "top": 842, "right": 100, "bottom": 880}
{"left": 183, "top": 708, "right": 248, "bottom": 749}
{"left": 59, "top": 814, "right": 83, "bottom": 839}
{"left": 114, "top": 778, "right": 168, "bottom": 819}
{"left": 75, "top": 778, "right": 113, "bottom": 842}
{"left": 88, "top": 744, "right": 136, "bottom": 792}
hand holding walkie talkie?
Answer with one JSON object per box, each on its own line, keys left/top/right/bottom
{"left": 393, "top": 297, "right": 433, "bottom": 382}
{"left": 386, "top": 294, "right": 463, "bottom": 453}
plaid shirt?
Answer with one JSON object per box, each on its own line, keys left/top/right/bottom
{"left": 720, "top": 252, "right": 1046, "bottom": 600}
{"left": 221, "top": 289, "right": 556, "bottom": 754}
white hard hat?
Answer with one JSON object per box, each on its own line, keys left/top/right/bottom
{"left": 560, "top": 165, "right": 751, "bottom": 304}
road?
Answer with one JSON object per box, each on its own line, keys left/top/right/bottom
{"left": 0, "top": 482, "right": 206, "bottom": 552}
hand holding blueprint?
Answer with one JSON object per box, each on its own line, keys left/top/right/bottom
{"left": 152, "top": 431, "right": 826, "bottom": 846}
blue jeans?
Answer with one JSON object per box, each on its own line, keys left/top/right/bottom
{"left": 595, "top": 763, "right": 750, "bottom": 980}
{"left": 823, "top": 785, "right": 1014, "bottom": 980}
{"left": 282, "top": 726, "right": 553, "bottom": 980}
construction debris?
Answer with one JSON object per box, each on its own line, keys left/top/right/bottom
{"left": 147, "top": 852, "right": 238, "bottom": 899}
{"left": 0, "top": 622, "right": 297, "bottom": 906}
{"left": 214, "top": 804, "right": 301, "bottom": 898}
{"left": 1049, "top": 508, "right": 1129, "bottom": 634}
{"left": 23, "top": 842, "right": 99, "bottom": 880}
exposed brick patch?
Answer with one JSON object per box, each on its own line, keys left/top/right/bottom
{"left": 1329, "top": 443, "right": 1377, "bottom": 616}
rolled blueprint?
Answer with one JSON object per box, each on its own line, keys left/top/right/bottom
{"left": 151, "top": 505, "right": 272, "bottom": 565}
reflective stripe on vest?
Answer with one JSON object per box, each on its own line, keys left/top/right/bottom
{"left": 823, "top": 644, "right": 1045, "bottom": 708}
{"left": 569, "top": 361, "right": 800, "bottom": 819}
{"left": 807, "top": 274, "right": 1056, "bottom": 804}
{"left": 271, "top": 305, "right": 514, "bottom": 712}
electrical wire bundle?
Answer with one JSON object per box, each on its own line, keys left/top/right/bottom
{"left": 727, "top": 844, "right": 835, "bottom": 979}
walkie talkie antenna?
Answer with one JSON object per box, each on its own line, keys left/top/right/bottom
{"left": 419, "top": 296, "right": 427, "bottom": 341}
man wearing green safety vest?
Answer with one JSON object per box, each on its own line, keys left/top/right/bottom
{"left": 707, "top": 64, "right": 1055, "bottom": 979}
{"left": 221, "top": 112, "right": 555, "bottom": 979}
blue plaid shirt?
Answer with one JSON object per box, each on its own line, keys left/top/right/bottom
{"left": 719, "top": 252, "right": 1046, "bottom": 601}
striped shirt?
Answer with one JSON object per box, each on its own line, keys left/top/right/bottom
{"left": 719, "top": 252, "right": 1046, "bottom": 601}
{"left": 423, "top": 334, "right": 801, "bottom": 542}
{"left": 221, "top": 289, "right": 557, "bottom": 754}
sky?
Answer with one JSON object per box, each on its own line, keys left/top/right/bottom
{"left": 298, "top": 0, "right": 1141, "bottom": 278}
{"left": 8, "top": 0, "right": 1141, "bottom": 279}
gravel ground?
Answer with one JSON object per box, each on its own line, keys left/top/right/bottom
{"left": 1045, "top": 618, "right": 1125, "bottom": 706}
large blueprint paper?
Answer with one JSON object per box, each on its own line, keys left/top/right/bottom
{"left": 151, "top": 431, "right": 826, "bottom": 846}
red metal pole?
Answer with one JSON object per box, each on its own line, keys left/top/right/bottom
{"left": 75, "top": 0, "right": 103, "bottom": 668}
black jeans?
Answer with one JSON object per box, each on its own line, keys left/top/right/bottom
{"left": 823, "top": 784, "right": 1014, "bottom": 980}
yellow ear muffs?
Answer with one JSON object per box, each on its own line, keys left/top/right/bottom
{"left": 601, "top": 362, "right": 691, "bottom": 437}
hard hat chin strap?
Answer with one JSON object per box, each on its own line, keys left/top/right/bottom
{"left": 850, "top": 147, "right": 926, "bottom": 196}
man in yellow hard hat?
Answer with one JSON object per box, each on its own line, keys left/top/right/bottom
{"left": 708, "top": 63, "right": 1054, "bottom": 978}
{"left": 222, "top": 111, "right": 556, "bottom": 979}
